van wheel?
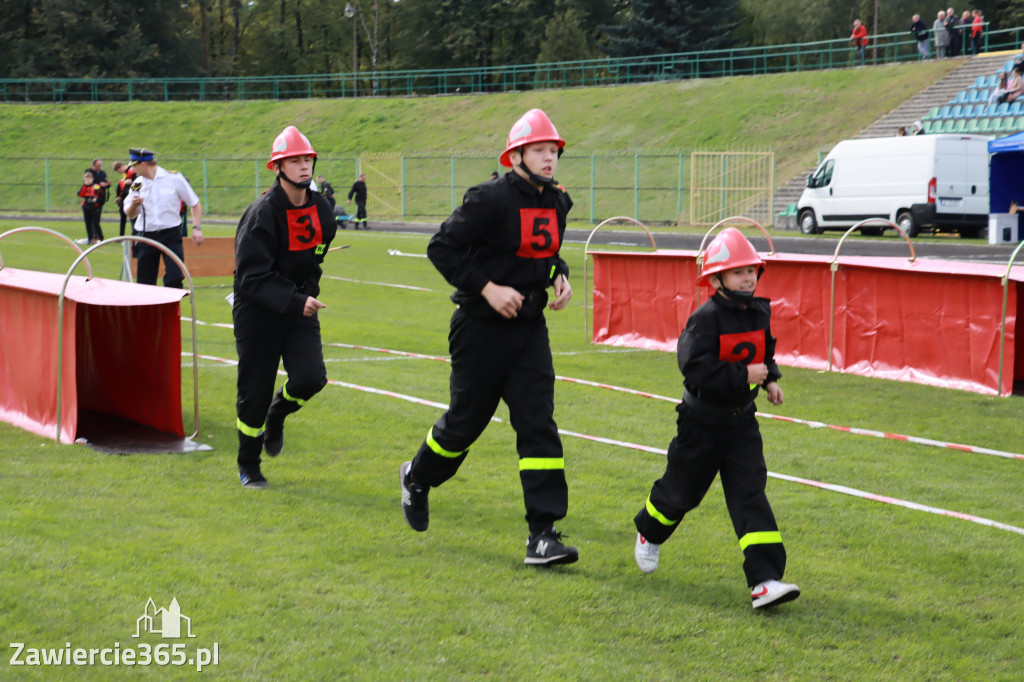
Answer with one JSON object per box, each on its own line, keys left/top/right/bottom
{"left": 798, "top": 210, "right": 820, "bottom": 235}
{"left": 896, "top": 211, "right": 920, "bottom": 238}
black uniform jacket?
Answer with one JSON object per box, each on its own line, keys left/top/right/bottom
{"left": 234, "top": 181, "right": 337, "bottom": 316}
{"left": 677, "top": 293, "right": 781, "bottom": 409}
{"left": 427, "top": 172, "right": 571, "bottom": 318}
{"left": 347, "top": 180, "right": 366, "bottom": 204}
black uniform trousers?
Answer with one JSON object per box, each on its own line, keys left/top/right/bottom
{"left": 354, "top": 201, "right": 367, "bottom": 226}
{"left": 82, "top": 205, "right": 103, "bottom": 242}
{"left": 634, "top": 403, "right": 786, "bottom": 587}
{"left": 233, "top": 300, "right": 327, "bottom": 465}
{"left": 410, "top": 307, "right": 567, "bottom": 533}
{"left": 137, "top": 228, "right": 186, "bottom": 288}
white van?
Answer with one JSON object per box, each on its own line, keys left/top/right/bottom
{"left": 797, "top": 134, "right": 991, "bottom": 238}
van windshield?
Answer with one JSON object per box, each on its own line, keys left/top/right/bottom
{"left": 811, "top": 159, "right": 835, "bottom": 188}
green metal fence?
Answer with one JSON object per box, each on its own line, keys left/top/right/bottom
{"left": 2, "top": 25, "right": 1020, "bottom": 104}
{"left": 0, "top": 150, "right": 773, "bottom": 226}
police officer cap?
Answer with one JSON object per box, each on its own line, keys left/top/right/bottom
{"left": 128, "top": 148, "right": 156, "bottom": 165}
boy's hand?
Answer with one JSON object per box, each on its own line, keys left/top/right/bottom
{"left": 302, "top": 296, "right": 326, "bottom": 317}
{"left": 747, "top": 362, "right": 769, "bottom": 386}
{"left": 549, "top": 274, "right": 572, "bottom": 311}
{"left": 482, "top": 282, "right": 524, "bottom": 319}
{"left": 765, "top": 381, "right": 784, "bottom": 406}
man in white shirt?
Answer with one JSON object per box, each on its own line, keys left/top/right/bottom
{"left": 124, "top": 148, "right": 204, "bottom": 287}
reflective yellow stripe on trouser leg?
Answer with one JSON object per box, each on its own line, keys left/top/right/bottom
{"left": 236, "top": 418, "right": 263, "bottom": 437}
{"left": 518, "top": 458, "right": 565, "bottom": 471}
{"left": 282, "top": 384, "right": 306, "bottom": 406}
{"left": 425, "top": 427, "right": 467, "bottom": 458}
{"left": 738, "top": 531, "right": 783, "bottom": 552}
{"left": 645, "top": 495, "right": 679, "bottom": 527}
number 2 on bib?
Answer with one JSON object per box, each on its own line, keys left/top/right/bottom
{"left": 517, "top": 208, "right": 560, "bottom": 259}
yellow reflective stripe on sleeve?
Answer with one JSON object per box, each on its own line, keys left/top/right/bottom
{"left": 549, "top": 265, "right": 557, "bottom": 279}
{"left": 236, "top": 418, "right": 263, "bottom": 438}
{"left": 645, "top": 496, "right": 678, "bottom": 527}
{"left": 425, "top": 427, "right": 466, "bottom": 458}
{"left": 519, "top": 457, "right": 565, "bottom": 471}
{"left": 282, "top": 385, "right": 306, "bottom": 406}
{"left": 739, "top": 531, "right": 783, "bottom": 551}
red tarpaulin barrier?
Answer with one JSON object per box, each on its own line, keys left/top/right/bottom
{"left": 591, "top": 250, "right": 1024, "bottom": 396}
{"left": 0, "top": 268, "right": 189, "bottom": 442}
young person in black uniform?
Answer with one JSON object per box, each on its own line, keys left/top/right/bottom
{"left": 233, "top": 126, "right": 337, "bottom": 489}
{"left": 346, "top": 173, "right": 368, "bottom": 229}
{"left": 632, "top": 228, "right": 800, "bottom": 609}
{"left": 400, "top": 108, "right": 578, "bottom": 566}
{"left": 112, "top": 161, "right": 137, "bottom": 236}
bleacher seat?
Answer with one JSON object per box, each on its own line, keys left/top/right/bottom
{"left": 997, "top": 102, "right": 1010, "bottom": 116}
{"left": 1006, "top": 59, "right": 1016, "bottom": 71}
{"left": 941, "top": 120, "right": 956, "bottom": 133}
{"left": 979, "top": 118, "right": 992, "bottom": 132}
{"left": 979, "top": 104, "right": 996, "bottom": 117}
{"left": 926, "top": 106, "right": 939, "bottom": 120}
{"left": 924, "top": 120, "right": 938, "bottom": 133}
{"left": 986, "top": 74, "right": 999, "bottom": 87}
{"left": 1014, "top": 117, "right": 1024, "bottom": 132}
{"left": 1011, "top": 101, "right": 1023, "bottom": 116}
{"left": 974, "top": 75, "right": 987, "bottom": 88}
{"left": 938, "top": 105, "right": 952, "bottom": 119}
{"left": 954, "top": 119, "right": 968, "bottom": 133}
{"left": 967, "top": 89, "right": 981, "bottom": 103}
{"left": 950, "top": 104, "right": 963, "bottom": 118}
{"left": 966, "top": 118, "right": 980, "bottom": 132}
{"left": 953, "top": 91, "right": 968, "bottom": 104}
{"left": 979, "top": 89, "right": 990, "bottom": 101}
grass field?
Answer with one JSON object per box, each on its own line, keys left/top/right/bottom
{"left": 1, "top": 218, "right": 1022, "bottom": 680}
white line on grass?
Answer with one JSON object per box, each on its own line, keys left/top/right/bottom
{"left": 191, "top": 351, "right": 1024, "bottom": 537}
{"left": 321, "top": 275, "right": 436, "bottom": 292}
{"left": 185, "top": 325, "right": 1024, "bottom": 462}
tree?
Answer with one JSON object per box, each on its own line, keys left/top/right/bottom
{"left": 603, "top": 0, "right": 740, "bottom": 58}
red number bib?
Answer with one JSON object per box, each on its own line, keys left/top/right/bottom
{"left": 286, "top": 206, "right": 323, "bottom": 251}
{"left": 719, "top": 330, "right": 765, "bottom": 365}
{"left": 516, "top": 208, "right": 560, "bottom": 259}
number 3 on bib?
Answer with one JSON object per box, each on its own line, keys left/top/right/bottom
{"left": 517, "top": 208, "right": 560, "bottom": 259}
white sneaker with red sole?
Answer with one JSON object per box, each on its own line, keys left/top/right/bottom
{"left": 751, "top": 579, "right": 800, "bottom": 609}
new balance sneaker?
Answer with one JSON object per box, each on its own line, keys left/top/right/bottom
{"left": 239, "top": 465, "right": 268, "bottom": 489}
{"left": 750, "top": 579, "right": 800, "bottom": 609}
{"left": 400, "top": 461, "right": 429, "bottom": 531}
{"left": 634, "top": 533, "right": 660, "bottom": 573}
{"left": 524, "top": 528, "right": 579, "bottom": 566}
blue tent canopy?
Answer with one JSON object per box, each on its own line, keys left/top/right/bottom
{"left": 988, "top": 132, "right": 1024, "bottom": 212}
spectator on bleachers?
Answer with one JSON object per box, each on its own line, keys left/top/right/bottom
{"left": 970, "top": 10, "right": 984, "bottom": 55}
{"left": 990, "top": 71, "right": 1010, "bottom": 106}
{"left": 1004, "top": 63, "right": 1024, "bottom": 105}
{"left": 945, "top": 8, "right": 962, "bottom": 57}
{"left": 910, "top": 14, "right": 930, "bottom": 60}
{"left": 851, "top": 19, "right": 869, "bottom": 66}
{"left": 960, "top": 11, "right": 972, "bottom": 53}
{"left": 912, "top": 121, "right": 924, "bottom": 135}
{"left": 934, "top": 11, "right": 950, "bottom": 58}
{"left": 897, "top": 126, "right": 908, "bottom": 136}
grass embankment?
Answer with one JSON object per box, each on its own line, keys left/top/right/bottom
{"left": 0, "top": 60, "right": 959, "bottom": 221}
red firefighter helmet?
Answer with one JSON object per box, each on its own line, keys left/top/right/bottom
{"left": 267, "top": 126, "right": 317, "bottom": 170}
{"left": 696, "top": 227, "right": 764, "bottom": 285}
{"left": 499, "top": 108, "right": 566, "bottom": 168}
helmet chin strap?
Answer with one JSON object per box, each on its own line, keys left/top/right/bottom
{"left": 714, "top": 268, "right": 763, "bottom": 304}
{"left": 276, "top": 158, "right": 317, "bottom": 190}
{"left": 514, "top": 146, "right": 563, "bottom": 188}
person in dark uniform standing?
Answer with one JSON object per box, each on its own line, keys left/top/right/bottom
{"left": 77, "top": 170, "right": 103, "bottom": 244}
{"left": 232, "top": 126, "right": 337, "bottom": 489}
{"left": 112, "top": 161, "right": 137, "bottom": 236}
{"left": 400, "top": 108, "right": 578, "bottom": 566}
{"left": 86, "top": 158, "right": 110, "bottom": 231}
{"left": 123, "top": 148, "right": 204, "bottom": 288}
{"left": 316, "top": 174, "right": 336, "bottom": 210}
{"left": 346, "top": 173, "right": 368, "bottom": 229}
{"left": 632, "top": 227, "right": 800, "bottom": 610}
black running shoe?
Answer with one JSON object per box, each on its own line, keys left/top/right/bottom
{"left": 524, "top": 528, "right": 578, "bottom": 566}
{"left": 239, "top": 466, "right": 268, "bottom": 489}
{"left": 263, "top": 416, "right": 284, "bottom": 457}
{"left": 400, "top": 461, "right": 429, "bottom": 531}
